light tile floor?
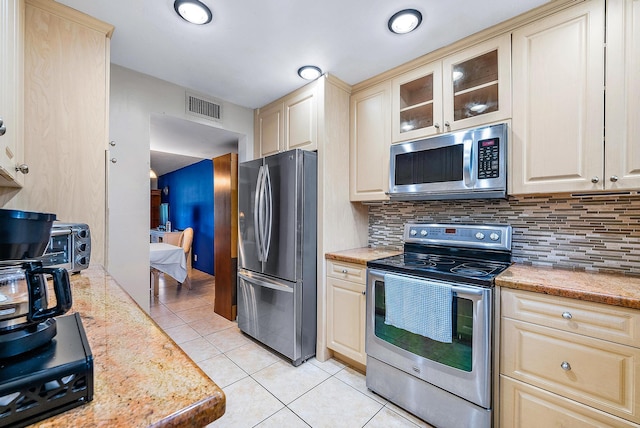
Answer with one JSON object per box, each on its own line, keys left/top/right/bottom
{"left": 150, "top": 270, "right": 432, "bottom": 428}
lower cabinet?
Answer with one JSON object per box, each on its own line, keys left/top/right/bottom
{"left": 500, "top": 288, "right": 640, "bottom": 426}
{"left": 326, "top": 260, "right": 367, "bottom": 365}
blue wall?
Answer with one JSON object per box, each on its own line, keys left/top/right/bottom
{"left": 158, "top": 160, "right": 214, "bottom": 275}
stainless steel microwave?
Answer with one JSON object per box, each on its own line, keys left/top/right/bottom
{"left": 389, "top": 123, "right": 507, "bottom": 200}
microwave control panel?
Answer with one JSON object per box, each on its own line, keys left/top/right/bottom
{"left": 478, "top": 138, "right": 500, "bottom": 179}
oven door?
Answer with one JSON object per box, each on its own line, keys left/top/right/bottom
{"left": 366, "top": 268, "right": 492, "bottom": 408}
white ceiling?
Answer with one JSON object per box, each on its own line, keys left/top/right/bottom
{"left": 57, "top": 0, "right": 550, "bottom": 173}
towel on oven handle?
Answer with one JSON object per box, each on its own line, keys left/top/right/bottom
{"left": 383, "top": 273, "right": 453, "bottom": 343}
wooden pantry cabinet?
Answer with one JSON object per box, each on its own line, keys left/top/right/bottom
{"left": 510, "top": 0, "right": 640, "bottom": 194}
{"left": 0, "top": 0, "right": 24, "bottom": 187}
{"left": 13, "top": 0, "right": 113, "bottom": 266}
{"left": 254, "top": 82, "right": 317, "bottom": 157}
{"left": 349, "top": 81, "right": 391, "bottom": 201}
{"left": 500, "top": 288, "right": 640, "bottom": 426}
{"left": 326, "top": 259, "right": 368, "bottom": 365}
{"left": 391, "top": 34, "right": 511, "bottom": 143}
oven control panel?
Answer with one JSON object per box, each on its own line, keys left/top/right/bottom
{"left": 405, "top": 223, "right": 512, "bottom": 251}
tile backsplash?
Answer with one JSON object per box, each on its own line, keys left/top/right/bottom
{"left": 368, "top": 193, "right": 640, "bottom": 276}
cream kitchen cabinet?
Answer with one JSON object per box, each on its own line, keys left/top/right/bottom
{"left": 0, "top": 0, "right": 25, "bottom": 187}
{"left": 391, "top": 33, "right": 511, "bottom": 143}
{"left": 500, "top": 288, "right": 640, "bottom": 426}
{"left": 9, "top": 0, "right": 113, "bottom": 265}
{"left": 349, "top": 81, "right": 391, "bottom": 201}
{"left": 254, "top": 101, "right": 283, "bottom": 157}
{"left": 510, "top": 0, "right": 607, "bottom": 194}
{"left": 254, "top": 82, "right": 317, "bottom": 158}
{"left": 326, "top": 260, "right": 367, "bottom": 365}
{"left": 605, "top": 0, "right": 640, "bottom": 190}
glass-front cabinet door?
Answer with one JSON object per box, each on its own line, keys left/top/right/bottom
{"left": 442, "top": 33, "right": 511, "bottom": 131}
{"left": 391, "top": 34, "right": 511, "bottom": 143}
{"left": 391, "top": 62, "right": 442, "bottom": 142}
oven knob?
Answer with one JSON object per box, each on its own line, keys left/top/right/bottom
{"left": 490, "top": 233, "right": 500, "bottom": 241}
{"left": 410, "top": 229, "right": 417, "bottom": 236}
{"left": 420, "top": 230, "right": 428, "bottom": 236}
{"left": 475, "top": 232, "right": 485, "bottom": 240}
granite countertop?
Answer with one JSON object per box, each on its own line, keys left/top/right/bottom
{"left": 325, "top": 247, "right": 403, "bottom": 265}
{"left": 497, "top": 264, "right": 640, "bottom": 310}
{"left": 32, "top": 266, "right": 225, "bottom": 427}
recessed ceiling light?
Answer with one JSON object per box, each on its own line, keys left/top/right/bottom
{"left": 174, "top": 0, "right": 212, "bottom": 25}
{"left": 388, "top": 9, "right": 422, "bottom": 34}
{"left": 297, "top": 65, "right": 322, "bottom": 80}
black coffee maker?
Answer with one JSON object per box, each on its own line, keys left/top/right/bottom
{"left": 0, "top": 209, "right": 72, "bottom": 359}
{"left": 0, "top": 209, "right": 92, "bottom": 428}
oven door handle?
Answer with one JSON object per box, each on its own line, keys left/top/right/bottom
{"left": 367, "top": 269, "right": 487, "bottom": 297}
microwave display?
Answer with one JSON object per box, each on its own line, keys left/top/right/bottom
{"left": 478, "top": 138, "right": 500, "bottom": 179}
{"left": 394, "top": 144, "right": 464, "bottom": 186}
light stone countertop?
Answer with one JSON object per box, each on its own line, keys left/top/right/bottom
{"left": 496, "top": 264, "right": 640, "bottom": 310}
{"left": 30, "top": 266, "right": 225, "bottom": 427}
{"left": 325, "top": 247, "right": 403, "bottom": 266}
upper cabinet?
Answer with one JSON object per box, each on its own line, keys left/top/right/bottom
{"left": 392, "top": 34, "right": 511, "bottom": 143}
{"left": 254, "top": 101, "right": 283, "bottom": 157}
{"left": 510, "top": 0, "right": 605, "bottom": 194}
{"left": 350, "top": 81, "right": 391, "bottom": 201}
{"left": 605, "top": 0, "right": 640, "bottom": 190}
{"left": 0, "top": 0, "right": 25, "bottom": 187}
{"left": 254, "top": 82, "right": 317, "bottom": 158}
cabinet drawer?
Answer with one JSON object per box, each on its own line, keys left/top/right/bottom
{"left": 501, "top": 317, "right": 640, "bottom": 423}
{"left": 500, "top": 376, "right": 639, "bottom": 428}
{"left": 326, "top": 260, "right": 366, "bottom": 284}
{"left": 501, "top": 288, "right": 640, "bottom": 347}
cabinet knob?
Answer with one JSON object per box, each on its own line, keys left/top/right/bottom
{"left": 610, "top": 175, "right": 619, "bottom": 182}
{"left": 15, "top": 164, "right": 29, "bottom": 174}
{"left": 560, "top": 361, "right": 571, "bottom": 371}
{"left": 109, "top": 140, "right": 116, "bottom": 147}
{"left": 434, "top": 123, "right": 440, "bottom": 129}
{"left": 110, "top": 158, "right": 117, "bottom": 164}
{"left": 342, "top": 269, "right": 348, "bottom": 274}
{"left": 444, "top": 121, "right": 451, "bottom": 128}
{"left": 561, "top": 311, "right": 572, "bottom": 320}
{"left": 361, "top": 290, "right": 366, "bottom": 295}
{"left": 0, "top": 117, "right": 5, "bottom": 136}
{"left": 591, "top": 176, "right": 600, "bottom": 184}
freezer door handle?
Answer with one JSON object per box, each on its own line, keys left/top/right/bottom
{"left": 254, "top": 165, "right": 265, "bottom": 262}
{"left": 238, "top": 272, "right": 294, "bottom": 293}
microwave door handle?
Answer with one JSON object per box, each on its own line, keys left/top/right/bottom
{"left": 463, "top": 138, "right": 474, "bottom": 187}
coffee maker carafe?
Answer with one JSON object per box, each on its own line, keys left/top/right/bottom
{"left": 0, "top": 209, "right": 72, "bottom": 359}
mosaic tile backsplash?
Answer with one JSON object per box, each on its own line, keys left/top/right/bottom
{"left": 368, "top": 194, "right": 640, "bottom": 276}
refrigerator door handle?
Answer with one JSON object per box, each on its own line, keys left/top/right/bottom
{"left": 238, "top": 271, "right": 294, "bottom": 293}
{"left": 263, "top": 164, "right": 273, "bottom": 262}
{"left": 254, "top": 165, "right": 265, "bottom": 262}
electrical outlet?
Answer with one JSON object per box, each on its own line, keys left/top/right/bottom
{"left": 194, "top": 254, "right": 198, "bottom": 262}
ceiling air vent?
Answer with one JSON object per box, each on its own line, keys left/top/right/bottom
{"left": 185, "top": 91, "right": 222, "bottom": 122}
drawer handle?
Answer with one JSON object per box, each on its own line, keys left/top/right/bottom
{"left": 561, "top": 312, "right": 572, "bottom": 320}
{"left": 342, "top": 269, "right": 348, "bottom": 274}
{"left": 561, "top": 361, "right": 571, "bottom": 371}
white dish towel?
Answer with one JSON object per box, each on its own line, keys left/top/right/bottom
{"left": 384, "top": 273, "right": 453, "bottom": 343}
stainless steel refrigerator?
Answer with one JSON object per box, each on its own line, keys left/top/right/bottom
{"left": 237, "top": 149, "right": 317, "bottom": 366}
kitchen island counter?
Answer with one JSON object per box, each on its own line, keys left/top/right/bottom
{"left": 325, "top": 247, "right": 403, "bottom": 265}
{"left": 32, "top": 266, "right": 225, "bottom": 427}
{"left": 497, "top": 264, "right": 640, "bottom": 310}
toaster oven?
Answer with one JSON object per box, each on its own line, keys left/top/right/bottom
{"left": 37, "top": 223, "right": 91, "bottom": 273}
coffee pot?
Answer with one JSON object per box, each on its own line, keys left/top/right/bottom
{"left": 0, "top": 209, "right": 73, "bottom": 359}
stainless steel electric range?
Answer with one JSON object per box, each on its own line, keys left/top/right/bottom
{"left": 366, "top": 223, "right": 512, "bottom": 428}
